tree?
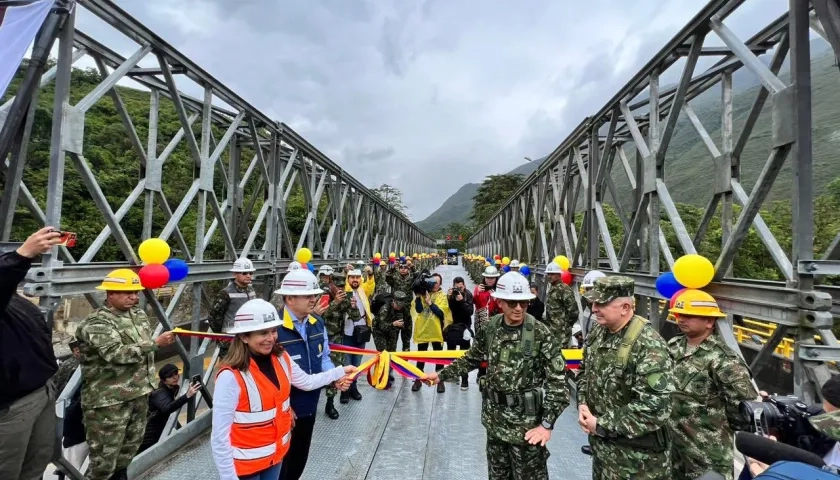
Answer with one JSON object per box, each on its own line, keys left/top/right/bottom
{"left": 372, "top": 183, "right": 408, "bottom": 218}
{"left": 470, "top": 174, "right": 525, "bottom": 226}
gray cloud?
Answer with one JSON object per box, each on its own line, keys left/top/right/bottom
{"left": 82, "top": 0, "right": 786, "bottom": 220}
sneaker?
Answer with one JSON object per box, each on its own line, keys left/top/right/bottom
{"left": 460, "top": 378, "right": 468, "bottom": 390}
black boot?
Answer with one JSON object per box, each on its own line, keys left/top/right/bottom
{"left": 411, "top": 380, "right": 422, "bottom": 392}
{"left": 460, "top": 376, "right": 468, "bottom": 391}
{"left": 581, "top": 445, "right": 592, "bottom": 455}
{"left": 340, "top": 391, "right": 350, "bottom": 404}
{"left": 325, "top": 397, "right": 339, "bottom": 419}
{"left": 349, "top": 384, "right": 362, "bottom": 401}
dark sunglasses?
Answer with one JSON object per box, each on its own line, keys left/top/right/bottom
{"left": 505, "top": 300, "right": 530, "bottom": 309}
{"left": 238, "top": 272, "right": 253, "bottom": 276}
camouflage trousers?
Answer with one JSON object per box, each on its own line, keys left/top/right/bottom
{"left": 325, "top": 333, "right": 345, "bottom": 399}
{"left": 373, "top": 329, "right": 399, "bottom": 352}
{"left": 399, "top": 315, "right": 412, "bottom": 351}
{"left": 83, "top": 395, "right": 149, "bottom": 480}
{"left": 486, "top": 435, "right": 549, "bottom": 480}
{"left": 590, "top": 436, "right": 671, "bottom": 480}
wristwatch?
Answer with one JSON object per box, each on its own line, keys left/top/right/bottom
{"left": 540, "top": 419, "right": 554, "bottom": 430}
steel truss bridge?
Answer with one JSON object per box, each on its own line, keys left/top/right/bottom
{"left": 468, "top": 0, "right": 840, "bottom": 406}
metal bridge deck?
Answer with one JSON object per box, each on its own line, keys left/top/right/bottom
{"left": 141, "top": 265, "right": 592, "bottom": 480}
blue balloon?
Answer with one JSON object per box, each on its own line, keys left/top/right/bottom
{"left": 655, "top": 272, "right": 683, "bottom": 299}
{"left": 519, "top": 265, "right": 531, "bottom": 276}
{"left": 502, "top": 265, "right": 511, "bottom": 273}
{"left": 163, "top": 259, "right": 189, "bottom": 282}
{"left": 308, "top": 263, "right": 316, "bottom": 273}
{"left": 486, "top": 257, "right": 493, "bottom": 264}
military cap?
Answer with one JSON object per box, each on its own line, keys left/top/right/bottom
{"left": 393, "top": 291, "right": 408, "bottom": 301}
{"left": 809, "top": 410, "right": 840, "bottom": 441}
{"left": 583, "top": 276, "right": 634, "bottom": 304}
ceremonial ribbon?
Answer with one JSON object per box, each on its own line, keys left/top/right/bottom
{"left": 170, "top": 329, "right": 583, "bottom": 390}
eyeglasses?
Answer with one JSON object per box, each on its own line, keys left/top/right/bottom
{"left": 238, "top": 272, "right": 253, "bottom": 276}
{"left": 505, "top": 300, "right": 530, "bottom": 309}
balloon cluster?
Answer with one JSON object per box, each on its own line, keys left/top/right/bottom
{"left": 655, "top": 254, "right": 715, "bottom": 303}
{"left": 295, "top": 248, "right": 316, "bottom": 273}
{"left": 137, "top": 238, "right": 189, "bottom": 289}
{"left": 372, "top": 252, "right": 382, "bottom": 265}
{"left": 388, "top": 252, "right": 397, "bottom": 264}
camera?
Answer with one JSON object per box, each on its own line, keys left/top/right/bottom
{"left": 739, "top": 395, "right": 833, "bottom": 452}
{"left": 412, "top": 270, "right": 437, "bottom": 295}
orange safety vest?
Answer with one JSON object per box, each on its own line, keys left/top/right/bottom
{"left": 218, "top": 352, "right": 293, "bottom": 477}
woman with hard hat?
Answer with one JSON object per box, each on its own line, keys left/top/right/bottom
{"left": 211, "top": 299, "right": 356, "bottom": 480}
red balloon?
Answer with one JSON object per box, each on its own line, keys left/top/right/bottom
{"left": 561, "top": 270, "right": 573, "bottom": 285}
{"left": 138, "top": 264, "right": 169, "bottom": 289}
{"left": 670, "top": 288, "right": 688, "bottom": 309}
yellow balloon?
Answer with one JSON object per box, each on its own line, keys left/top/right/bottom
{"left": 673, "top": 254, "right": 715, "bottom": 289}
{"left": 374, "top": 252, "right": 382, "bottom": 259}
{"left": 553, "top": 255, "right": 570, "bottom": 270}
{"left": 296, "top": 247, "right": 313, "bottom": 264}
{"left": 138, "top": 238, "right": 170, "bottom": 264}
{"left": 502, "top": 256, "right": 511, "bottom": 266}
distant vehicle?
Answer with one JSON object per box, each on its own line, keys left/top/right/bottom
{"left": 447, "top": 248, "right": 459, "bottom": 265}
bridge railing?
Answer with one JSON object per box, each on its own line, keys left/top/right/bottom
{"left": 0, "top": 0, "right": 435, "bottom": 478}
{"left": 468, "top": 0, "right": 840, "bottom": 405}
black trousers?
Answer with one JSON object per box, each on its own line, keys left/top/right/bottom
{"left": 446, "top": 338, "right": 470, "bottom": 381}
{"left": 278, "top": 414, "right": 317, "bottom": 480}
{"left": 415, "top": 342, "right": 443, "bottom": 373}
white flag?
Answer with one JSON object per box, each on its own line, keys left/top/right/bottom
{"left": 0, "top": 0, "right": 54, "bottom": 99}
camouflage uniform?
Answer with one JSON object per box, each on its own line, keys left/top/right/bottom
{"left": 810, "top": 409, "right": 840, "bottom": 440}
{"left": 373, "top": 291, "right": 408, "bottom": 352}
{"left": 668, "top": 333, "right": 756, "bottom": 480}
{"left": 207, "top": 282, "right": 257, "bottom": 358}
{"left": 374, "top": 268, "right": 390, "bottom": 295}
{"left": 386, "top": 266, "right": 415, "bottom": 351}
{"left": 75, "top": 306, "right": 158, "bottom": 480}
{"left": 578, "top": 276, "right": 675, "bottom": 480}
{"left": 324, "top": 274, "right": 353, "bottom": 400}
{"left": 52, "top": 354, "right": 80, "bottom": 394}
{"left": 438, "top": 313, "right": 570, "bottom": 479}
{"left": 544, "top": 281, "right": 579, "bottom": 348}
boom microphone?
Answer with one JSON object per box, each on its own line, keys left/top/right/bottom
{"left": 735, "top": 431, "right": 826, "bottom": 468}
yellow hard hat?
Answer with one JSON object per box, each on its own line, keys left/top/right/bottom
{"left": 97, "top": 268, "right": 144, "bottom": 292}
{"left": 670, "top": 289, "right": 726, "bottom": 318}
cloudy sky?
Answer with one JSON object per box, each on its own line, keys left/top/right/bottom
{"left": 75, "top": 0, "right": 786, "bottom": 220}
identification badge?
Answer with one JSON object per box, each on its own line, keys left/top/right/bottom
{"left": 290, "top": 354, "right": 302, "bottom": 360}
{"left": 500, "top": 347, "right": 511, "bottom": 363}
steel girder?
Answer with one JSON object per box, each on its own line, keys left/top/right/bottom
{"left": 467, "top": 0, "right": 840, "bottom": 403}
{"left": 0, "top": 2, "right": 433, "bottom": 476}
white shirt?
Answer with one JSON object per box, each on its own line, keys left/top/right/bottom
{"left": 824, "top": 441, "right": 840, "bottom": 469}
{"left": 344, "top": 289, "right": 368, "bottom": 336}
{"left": 211, "top": 358, "right": 346, "bottom": 480}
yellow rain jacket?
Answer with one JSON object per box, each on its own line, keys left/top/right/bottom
{"left": 413, "top": 290, "right": 452, "bottom": 344}
{"left": 362, "top": 276, "right": 376, "bottom": 298}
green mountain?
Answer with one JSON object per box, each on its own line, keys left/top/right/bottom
{"left": 416, "top": 156, "right": 547, "bottom": 233}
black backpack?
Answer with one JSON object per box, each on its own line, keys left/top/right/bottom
{"left": 370, "top": 293, "right": 393, "bottom": 316}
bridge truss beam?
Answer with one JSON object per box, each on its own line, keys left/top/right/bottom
{"left": 467, "top": 0, "right": 840, "bottom": 403}
{"left": 0, "top": 1, "right": 433, "bottom": 477}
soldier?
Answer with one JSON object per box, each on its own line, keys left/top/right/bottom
{"left": 75, "top": 269, "right": 176, "bottom": 480}
{"left": 374, "top": 261, "right": 390, "bottom": 295}
{"left": 668, "top": 289, "right": 757, "bottom": 480}
{"left": 372, "top": 290, "right": 409, "bottom": 389}
{"left": 577, "top": 276, "right": 674, "bottom": 480}
{"left": 543, "top": 261, "right": 579, "bottom": 348}
{"left": 321, "top": 269, "right": 351, "bottom": 419}
{"left": 386, "top": 261, "right": 415, "bottom": 351}
{"left": 425, "top": 272, "right": 569, "bottom": 479}
{"left": 208, "top": 257, "right": 258, "bottom": 358}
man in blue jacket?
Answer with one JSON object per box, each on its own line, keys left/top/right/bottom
{"left": 275, "top": 268, "right": 343, "bottom": 480}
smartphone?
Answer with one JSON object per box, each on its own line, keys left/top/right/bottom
{"left": 191, "top": 374, "right": 202, "bottom": 385}
{"left": 50, "top": 229, "right": 77, "bottom": 247}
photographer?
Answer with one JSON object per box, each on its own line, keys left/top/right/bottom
{"left": 743, "top": 376, "right": 840, "bottom": 477}
{"left": 445, "top": 277, "right": 474, "bottom": 390}
{"left": 411, "top": 273, "right": 451, "bottom": 393}
{"left": 0, "top": 227, "right": 64, "bottom": 480}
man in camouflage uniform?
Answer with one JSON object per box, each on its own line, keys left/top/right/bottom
{"left": 372, "top": 291, "right": 409, "bottom": 389}
{"left": 386, "top": 261, "right": 415, "bottom": 351}
{"left": 577, "top": 276, "right": 675, "bottom": 480}
{"left": 667, "top": 289, "right": 757, "bottom": 480}
{"left": 75, "top": 269, "right": 176, "bottom": 480}
{"left": 322, "top": 270, "right": 352, "bottom": 419}
{"left": 207, "top": 257, "right": 258, "bottom": 358}
{"left": 426, "top": 271, "right": 569, "bottom": 479}
{"left": 543, "top": 261, "right": 579, "bottom": 348}
{"left": 53, "top": 339, "right": 81, "bottom": 394}
{"left": 374, "top": 261, "right": 390, "bottom": 295}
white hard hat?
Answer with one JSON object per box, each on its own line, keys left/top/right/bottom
{"left": 226, "top": 299, "right": 282, "bottom": 334}
{"left": 545, "top": 262, "right": 562, "bottom": 274}
{"left": 318, "top": 265, "right": 334, "bottom": 276}
{"left": 287, "top": 261, "right": 302, "bottom": 272}
{"left": 482, "top": 266, "right": 500, "bottom": 278}
{"left": 572, "top": 323, "right": 582, "bottom": 335}
{"left": 347, "top": 269, "right": 362, "bottom": 277}
{"left": 582, "top": 270, "right": 607, "bottom": 288}
{"left": 230, "top": 257, "right": 256, "bottom": 273}
{"left": 275, "top": 269, "right": 323, "bottom": 296}
{"left": 355, "top": 260, "right": 365, "bottom": 266}
{"left": 491, "top": 272, "right": 536, "bottom": 301}
{"left": 510, "top": 260, "right": 520, "bottom": 268}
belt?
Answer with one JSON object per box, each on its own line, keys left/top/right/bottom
{"left": 486, "top": 389, "right": 523, "bottom": 407}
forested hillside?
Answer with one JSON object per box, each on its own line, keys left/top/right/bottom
{"left": 1, "top": 62, "right": 327, "bottom": 262}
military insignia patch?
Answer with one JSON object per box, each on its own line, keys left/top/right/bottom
{"left": 647, "top": 372, "right": 667, "bottom": 392}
